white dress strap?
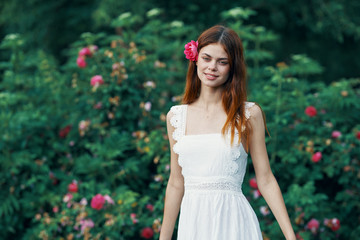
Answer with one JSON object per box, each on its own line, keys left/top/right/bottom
{"left": 241, "top": 102, "right": 255, "bottom": 132}
{"left": 169, "top": 105, "right": 187, "bottom": 154}
{"left": 244, "top": 102, "right": 255, "bottom": 120}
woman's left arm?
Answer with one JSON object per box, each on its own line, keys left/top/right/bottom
{"left": 248, "top": 104, "right": 296, "bottom": 240}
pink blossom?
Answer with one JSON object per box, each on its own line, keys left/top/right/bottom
{"left": 306, "top": 218, "right": 319, "bottom": 234}
{"left": 93, "top": 102, "right": 102, "bottom": 109}
{"left": 79, "top": 47, "right": 92, "bottom": 57}
{"left": 140, "top": 227, "right": 154, "bottom": 239}
{"left": 104, "top": 194, "right": 115, "bottom": 205}
{"left": 63, "top": 193, "right": 73, "bottom": 203}
{"left": 296, "top": 232, "right": 304, "bottom": 240}
{"left": 331, "top": 218, "right": 340, "bottom": 231}
{"left": 80, "top": 219, "right": 94, "bottom": 234}
{"left": 154, "top": 174, "right": 163, "bottom": 182}
{"left": 325, "top": 218, "right": 341, "bottom": 231}
{"left": 112, "top": 63, "right": 120, "bottom": 70}
{"left": 144, "top": 81, "right": 156, "bottom": 88}
{"left": 260, "top": 206, "right": 270, "bottom": 216}
{"left": 68, "top": 181, "right": 78, "bottom": 193}
{"left": 53, "top": 206, "right": 59, "bottom": 213}
{"left": 89, "top": 45, "right": 98, "bottom": 53}
{"left": 130, "top": 213, "right": 138, "bottom": 224}
{"left": 165, "top": 164, "right": 170, "bottom": 171}
{"left": 144, "top": 101, "right": 152, "bottom": 111}
{"left": 305, "top": 106, "right": 317, "bottom": 117}
{"left": 90, "top": 75, "right": 104, "bottom": 87}
{"left": 80, "top": 198, "right": 88, "bottom": 206}
{"left": 312, "top": 152, "right": 322, "bottom": 163}
{"left": 249, "top": 177, "right": 258, "bottom": 189}
{"left": 76, "top": 56, "right": 87, "bottom": 68}
{"left": 91, "top": 194, "right": 105, "bottom": 210}
{"left": 184, "top": 40, "right": 198, "bottom": 61}
{"left": 253, "top": 189, "right": 261, "bottom": 199}
{"left": 146, "top": 204, "right": 154, "bottom": 212}
{"left": 59, "top": 125, "right": 72, "bottom": 138}
{"left": 79, "top": 120, "right": 88, "bottom": 130}
{"left": 331, "top": 130, "right": 341, "bottom": 138}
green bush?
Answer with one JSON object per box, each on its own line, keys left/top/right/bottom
{"left": 0, "top": 7, "right": 359, "bottom": 240}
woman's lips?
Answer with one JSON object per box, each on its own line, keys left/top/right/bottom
{"left": 204, "top": 73, "right": 218, "bottom": 80}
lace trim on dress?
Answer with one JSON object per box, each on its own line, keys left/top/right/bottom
{"left": 242, "top": 101, "right": 255, "bottom": 132}
{"left": 186, "top": 181, "right": 242, "bottom": 193}
{"left": 185, "top": 177, "right": 243, "bottom": 193}
{"left": 169, "top": 105, "right": 186, "bottom": 156}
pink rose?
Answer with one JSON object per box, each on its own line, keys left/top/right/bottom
{"left": 80, "top": 219, "right": 94, "bottom": 233}
{"left": 144, "top": 101, "right": 152, "bottom": 112}
{"left": 104, "top": 194, "right": 115, "bottom": 205}
{"left": 93, "top": 102, "right": 102, "bottom": 109}
{"left": 140, "top": 227, "right": 154, "bottom": 239}
{"left": 76, "top": 56, "right": 87, "bottom": 68}
{"left": 79, "top": 47, "right": 92, "bottom": 57}
{"left": 80, "top": 198, "right": 88, "bottom": 206}
{"left": 146, "top": 204, "right": 154, "bottom": 212}
{"left": 90, "top": 75, "right": 104, "bottom": 87}
{"left": 331, "top": 130, "right": 341, "bottom": 138}
{"left": 130, "top": 213, "right": 138, "bottom": 224}
{"left": 312, "top": 152, "right": 322, "bottom": 163}
{"left": 89, "top": 45, "right": 98, "bottom": 53}
{"left": 91, "top": 194, "right": 105, "bottom": 210}
{"left": 68, "top": 181, "right": 78, "bottom": 193}
{"left": 59, "top": 125, "right": 72, "bottom": 138}
{"left": 306, "top": 218, "right": 319, "bottom": 233}
{"left": 305, "top": 106, "right": 317, "bottom": 117}
{"left": 253, "top": 189, "right": 261, "bottom": 199}
{"left": 260, "top": 206, "right": 269, "bottom": 216}
{"left": 330, "top": 218, "right": 340, "bottom": 231}
{"left": 184, "top": 40, "right": 198, "bottom": 61}
{"left": 249, "top": 177, "right": 258, "bottom": 189}
{"left": 296, "top": 232, "right": 304, "bottom": 240}
{"left": 63, "top": 193, "right": 73, "bottom": 203}
{"left": 53, "top": 206, "right": 59, "bottom": 213}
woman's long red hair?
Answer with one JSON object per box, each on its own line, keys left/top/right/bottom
{"left": 182, "top": 25, "right": 269, "bottom": 151}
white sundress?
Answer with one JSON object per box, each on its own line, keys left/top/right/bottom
{"left": 169, "top": 102, "right": 263, "bottom": 240}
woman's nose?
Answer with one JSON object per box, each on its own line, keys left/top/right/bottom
{"left": 208, "top": 61, "right": 217, "bottom": 71}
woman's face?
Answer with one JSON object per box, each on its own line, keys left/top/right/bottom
{"left": 196, "top": 43, "right": 230, "bottom": 89}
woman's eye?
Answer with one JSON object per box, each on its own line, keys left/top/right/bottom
{"left": 219, "top": 61, "right": 228, "bottom": 65}
{"left": 202, "top": 57, "right": 211, "bottom": 61}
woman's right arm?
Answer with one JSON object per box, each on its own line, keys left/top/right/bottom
{"left": 159, "top": 110, "right": 185, "bottom": 240}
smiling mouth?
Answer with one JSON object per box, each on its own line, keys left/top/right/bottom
{"left": 204, "top": 73, "right": 219, "bottom": 78}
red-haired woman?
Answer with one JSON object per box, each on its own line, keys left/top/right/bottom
{"left": 159, "top": 25, "right": 296, "bottom": 240}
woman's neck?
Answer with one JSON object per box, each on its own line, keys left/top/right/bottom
{"left": 195, "top": 85, "right": 224, "bottom": 110}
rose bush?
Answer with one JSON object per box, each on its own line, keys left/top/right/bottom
{"left": 0, "top": 7, "right": 359, "bottom": 240}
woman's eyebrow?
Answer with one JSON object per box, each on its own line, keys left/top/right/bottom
{"left": 201, "top": 53, "right": 228, "bottom": 60}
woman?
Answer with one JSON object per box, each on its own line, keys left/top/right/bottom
{"left": 159, "top": 25, "right": 296, "bottom": 240}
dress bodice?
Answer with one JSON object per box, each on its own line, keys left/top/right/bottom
{"left": 169, "top": 102, "right": 255, "bottom": 192}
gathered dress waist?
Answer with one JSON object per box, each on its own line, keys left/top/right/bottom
{"left": 184, "top": 176, "right": 243, "bottom": 194}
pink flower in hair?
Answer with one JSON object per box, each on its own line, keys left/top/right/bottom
{"left": 184, "top": 40, "right": 198, "bottom": 61}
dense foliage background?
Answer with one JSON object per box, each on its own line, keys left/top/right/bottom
{"left": 0, "top": 1, "right": 359, "bottom": 239}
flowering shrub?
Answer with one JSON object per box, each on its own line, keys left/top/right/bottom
{"left": 0, "top": 7, "right": 359, "bottom": 240}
